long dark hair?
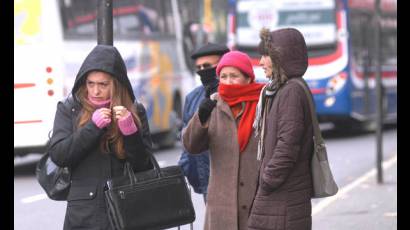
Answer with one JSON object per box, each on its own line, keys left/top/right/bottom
{"left": 75, "top": 73, "right": 141, "bottom": 159}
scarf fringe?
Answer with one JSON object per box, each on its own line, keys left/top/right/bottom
{"left": 253, "top": 84, "right": 267, "bottom": 137}
{"left": 252, "top": 79, "right": 280, "bottom": 161}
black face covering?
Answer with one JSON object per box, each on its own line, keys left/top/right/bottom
{"left": 197, "top": 67, "right": 218, "bottom": 87}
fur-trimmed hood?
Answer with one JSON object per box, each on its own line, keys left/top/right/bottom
{"left": 259, "top": 28, "right": 308, "bottom": 79}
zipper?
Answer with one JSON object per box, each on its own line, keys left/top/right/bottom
{"left": 117, "top": 178, "right": 181, "bottom": 199}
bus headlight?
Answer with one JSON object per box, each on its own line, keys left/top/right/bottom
{"left": 326, "top": 71, "right": 347, "bottom": 95}
{"left": 324, "top": 96, "right": 336, "bottom": 107}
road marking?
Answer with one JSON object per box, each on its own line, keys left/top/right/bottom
{"left": 158, "top": 160, "right": 166, "bottom": 167}
{"left": 312, "top": 153, "right": 397, "bottom": 216}
{"left": 21, "top": 193, "right": 48, "bottom": 204}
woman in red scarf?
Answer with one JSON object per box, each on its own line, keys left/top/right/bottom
{"left": 182, "top": 51, "right": 264, "bottom": 230}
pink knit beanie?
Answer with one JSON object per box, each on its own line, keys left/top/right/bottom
{"left": 216, "top": 51, "right": 255, "bottom": 82}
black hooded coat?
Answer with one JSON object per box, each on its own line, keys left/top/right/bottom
{"left": 49, "top": 45, "right": 153, "bottom": 230}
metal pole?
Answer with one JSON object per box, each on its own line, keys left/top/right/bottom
{"left": 97, "top": 0, "right": 113, "bottom": 45}
{"left": 374, "top": 0, "right": 383, "bottom": 183}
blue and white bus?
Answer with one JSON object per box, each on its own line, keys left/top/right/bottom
{"left": 228, "top": 0, "right": 396, "bottom": 130}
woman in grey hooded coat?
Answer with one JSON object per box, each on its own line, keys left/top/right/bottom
{"left": 49, "top": 45, "right": 153, "bottom": 230}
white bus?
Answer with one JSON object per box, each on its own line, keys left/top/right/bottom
{"left": 14, "top": 0, "right": 65, "bottom": 156}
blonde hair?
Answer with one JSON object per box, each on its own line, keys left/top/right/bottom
{"left": 75, "top": 73, "right": 141, "bottom": 159}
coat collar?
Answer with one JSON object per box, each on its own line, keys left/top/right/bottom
{"left": 213, "top": 93, "right": 235, "bottom": 121}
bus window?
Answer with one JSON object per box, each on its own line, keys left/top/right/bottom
{"left": 59, "top": 0, "right": 176, "bottom": 39}
{"left": 234, "top": 0, "right": 338, "bottom": 58}
{"left": 380, "top": 19, "right": 397, "bottom": 66}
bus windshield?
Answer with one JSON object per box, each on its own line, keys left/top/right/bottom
{"left": 235, "top": 0, "right": 337, "bottom": 58}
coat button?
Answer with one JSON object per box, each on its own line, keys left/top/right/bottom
{"left": 242, "top": 205, "right": 247, "bottom": 210}
{"left": 240, "top": 182, "right": 244, "bottom": 186}
{"left": 89, "top": 192, "right": 94, "bottom": 196}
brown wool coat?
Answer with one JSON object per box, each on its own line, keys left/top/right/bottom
{"left": 248, "top": 28, "right": 314, "bottom": 230}
{"left": 182, "top": 95, "right": 260, "bottom": 230}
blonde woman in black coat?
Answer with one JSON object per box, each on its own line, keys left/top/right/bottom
{"left": 49, "top": 45, "right": 153, "bottom": 230}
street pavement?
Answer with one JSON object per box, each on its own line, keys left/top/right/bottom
{"left": 176, "top": 153, "right": 397, "bottom": 230}
{"left": 312, "top": 153, "right": 397, "bottom": 230}
{"left": 14, "top": 129, "right": 397, "bottom": 230}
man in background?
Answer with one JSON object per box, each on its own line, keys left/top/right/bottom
{"left": 178, "top": 43, "right": 229, "bottom": 202}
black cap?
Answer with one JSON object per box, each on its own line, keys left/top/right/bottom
{"left": 191, "top": 42, "right": 230, "bottom": 60}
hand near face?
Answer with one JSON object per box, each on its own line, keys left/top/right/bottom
{"left": 114, "top": 105, "right": 139, "bottom": 135}
{"left": 98, "top": 108, "right": 112, "bottom": 119}
{"left": 113, "top": 106, "right": 130, "bottom": 120}
{"left": 92, "top": 108, "right": 112, "bottom": 129}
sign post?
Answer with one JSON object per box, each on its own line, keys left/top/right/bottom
{"left": 97, "top": 0, "right": 113, "bottom": 45}
{"left": 374, "top": 0, "right": 383, "bottom": 184}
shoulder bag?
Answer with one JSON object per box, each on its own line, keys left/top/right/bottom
{"left": 35, "top": 98, "right": 76, "bottom": 201}
{"left": 292, "top": 78, "right": 339, "bottom": 198}
{"left": 105, "top": 155, "right": 196, "bottom": 230}
{"left": 35, "top": 143, "right": 71, "bottom": 201}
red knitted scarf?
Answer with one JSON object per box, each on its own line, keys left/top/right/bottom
{"left": 218, "top": 82, "right": 264, "bottom": 153}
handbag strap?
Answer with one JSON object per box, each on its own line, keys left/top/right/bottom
{"left": 124, "top": 154, "right": 163, "bottom": 185}
{"left": 289, "top": 78, "right": 324, "bottom": 144}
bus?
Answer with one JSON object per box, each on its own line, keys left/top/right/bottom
{"left": 228, "top": 0, "right": 397, "bottom": 130}
{"left": 14, "top": 0, "right": 65, "bottom": 156}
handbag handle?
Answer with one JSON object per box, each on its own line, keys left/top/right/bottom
{"left": 124, "top": 154, "right": 163, "bottom": 185}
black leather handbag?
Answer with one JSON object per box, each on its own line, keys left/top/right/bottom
{"left": 35, "top": 151, "right": 71, "bottom": 200}
{"left": 105, "top": 155, "right": 195, "bottom": 230}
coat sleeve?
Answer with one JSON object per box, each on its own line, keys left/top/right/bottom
{"left": 182, "top": 112, "right": 210, "bottom": 154}
{"left": 49, "top": 100, "right": 105, "bottom": 168}
{"left": 261, "top": 84, "right": 307, "bottom": 192}
{"left": 123, "top": 102, "right": 154, "bottom": 172}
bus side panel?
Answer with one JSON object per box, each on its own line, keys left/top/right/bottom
{"left": 14, "top": 0, "right": 64, "bottom": 156}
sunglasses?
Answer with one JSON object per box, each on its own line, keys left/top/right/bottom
{"left": 195, "top": 63, "right": 215, "bottom": 70}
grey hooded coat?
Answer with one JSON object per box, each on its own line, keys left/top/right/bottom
{"left": 49, "top": 45, "right": 153, "bottom": 230}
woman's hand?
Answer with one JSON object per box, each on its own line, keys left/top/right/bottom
{"left": 113, "top": 106, "right": 130, "bottom": 120}
{"left": 114, "top": 105, "right": 138, "bottom": 135}
{"left": 92, "top": 108, "right": 112, "bottom": 128}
